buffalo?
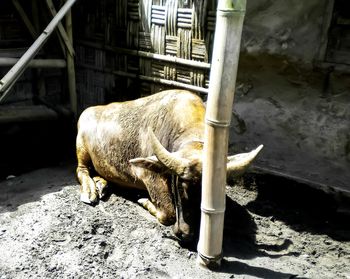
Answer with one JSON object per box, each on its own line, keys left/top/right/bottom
{"left": 76, "top": 89, "right": 262, "bottom": 242}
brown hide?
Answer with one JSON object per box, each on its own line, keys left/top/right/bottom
{"left": 77, "top": 90, "right": 205, "bottom": 185}
{"left": 76, "top": 90, "right": 206, "bottom": 241}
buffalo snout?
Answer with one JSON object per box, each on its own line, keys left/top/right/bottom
{"left": 172, "top": 221, "right": 194, "bottom": 243}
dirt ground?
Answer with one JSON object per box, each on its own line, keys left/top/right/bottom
{"left": 0, "top": 164, "right": 349, "bottom": 279}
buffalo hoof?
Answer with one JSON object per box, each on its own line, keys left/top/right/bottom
{"left": 80, "top": 192, "right": 98, "bottom": 204}
{"left": 137, "top": 198, "right": 148, "bottom": 207}
{"left": 80, "top": 193, "right": 91, "bottom": 204}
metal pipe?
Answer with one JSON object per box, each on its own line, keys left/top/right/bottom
{"left": 197, "top": 0, "right": 247, "bottom": 267}
{"left": 0, "top": 0, "right": 78, "bottom": 103}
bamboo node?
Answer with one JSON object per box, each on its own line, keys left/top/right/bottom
{"left": 200, "top": 206, "right": 225, "bottom": 214}
{"left": 205, "top": 118, "right": 230, "bottom": 128}
{"left": 197, "top": 251, "right": 222, "bottom": 268}
{"left": 217, "top": 10, "right": 246, "bottom": 18}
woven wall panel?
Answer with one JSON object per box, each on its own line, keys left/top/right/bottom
{"left": 75, "top": 0, "right": 217, "bottom": 108}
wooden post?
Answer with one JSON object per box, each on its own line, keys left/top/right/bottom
{"left": 46, "top": 0, "right": 75, "bottom": 57}
{"left": 31, "top": 1, "right": 47, "bottom": 99}
{"left": 65, "top": 0, "right": 77, "bottom": 118}
{"left": 0, "top": 0, "right": 77, "bottom": 103}
{"left": 12, "top": 0, "right": 38, "bottom": 39}
{"left": 197, "top": 0, "right": 247, "bottom": 267}
{"left": 31, "top": 0, "right": 40, "bottom": 33}
{"left": 0, "top": 58, "right": 66, "bottom": 68}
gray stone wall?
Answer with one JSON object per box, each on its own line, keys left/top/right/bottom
{"left": 242, "top": 0, "right": 328, "bottom": 63}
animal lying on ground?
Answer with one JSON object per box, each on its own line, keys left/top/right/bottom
{"left": 76, "top": 89, "right": 262, "bottom": 242}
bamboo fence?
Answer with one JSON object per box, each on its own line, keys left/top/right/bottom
{"left": 0, "top": 0, "right": 218, "bottom": 110}
{"left": 74, "top": 0, "right": 218, "bottom": 110}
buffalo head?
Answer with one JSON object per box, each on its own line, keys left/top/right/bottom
{"left": 131, "top": 128, "right": 263, "bottom": 243}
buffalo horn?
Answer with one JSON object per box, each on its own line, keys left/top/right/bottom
{"left": 226, "top": 145, "right": 263, "bottom": 178}
{"left": 148, "top": 128, "right": 188, "bottom": 175}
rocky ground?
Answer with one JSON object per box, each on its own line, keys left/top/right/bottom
{"left": 0, "top": 164, "right": 349, "bottom": 279}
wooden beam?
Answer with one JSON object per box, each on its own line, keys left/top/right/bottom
{"left": 0, "top": 58, "right": 67, "bottom": 68}
{"left": 46, "top": 0, "right": 75, "bottom": 57}
{"left": 112, "top": 70, "right": 209, "bottom": 94}
{"left": 317, "top": 0, "right": 335, "bottom": 62}
{"left": 31, "top": 0, "right": 40, "bottom": 33}
{"left": 31, "top": 1, "right": 47, "bottom": 99}
{"left": 12, "top": 0, "right": 38, "bottom": 39}
{"left": 78, "top": 40, "right": 211, "bottom": 69}
{"left": 65, "top": 1, "right": 77, "bottom": 118}
{"left": 40, "top": 0, "right": 66, "bottom": 58}
{"left": 0, "top": 105, "right": 58, "bottom": 123}
{"left": 36, "top": 68, "right": 47, "bottom": 99}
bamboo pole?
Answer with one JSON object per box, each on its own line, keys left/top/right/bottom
{"left": 46, "top": 0, "right": 75, "bottom": 57}
{"left": 31, "top": 1, "right": 47, "bottom": 98}
{"left": 0, "top": 58, "right": 66, "bottom": 68}
{"left": 197, "top": 0, "right": 247, "bottom": 267}
{"left": 0, "top": 0, "right": 77, "bottom": 103}
{"left": 31, "top": 0, "right": 40, "bottom": 34}
{"left": 65, "top": 0, "right": 77, "bottom": 118}
{"left": 78, "top": 40, "right": 211, "bottom": 70}
{"left": 43, "top": 0, "right": 66, "bottom": 58}
{"left": 112, "top": 70, "right": 209, "bottom": 94}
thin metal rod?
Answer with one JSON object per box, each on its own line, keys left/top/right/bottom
{"left": 0, "top": 0, "right": 77, "bottom": 102}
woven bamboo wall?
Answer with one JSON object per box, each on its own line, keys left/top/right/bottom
{"left": 74, "top": 0, "right": 217, "bottom": 111}
{"left": 0, "top": 2, "right": 33, "bottom": 104}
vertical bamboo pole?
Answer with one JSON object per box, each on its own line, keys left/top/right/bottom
{"left": 31, "top": 0, "right": 40, "bottom": 33}
{"left": 47, "top": 0, "right": 75, "bottom": 57}
{"left": 197, "top": 0, "right": 247, "bottom": 267}
{"left": 65, "top": 0, "right": 77, "bottom": 118}
{"left": 31, "top": 1, "right": 46, "bottom": 99}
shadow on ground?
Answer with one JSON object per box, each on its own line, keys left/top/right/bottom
{"left": 0, "top": 164, "right": 76, "bottom": 213}
{"left": 244, "top": 174, "right": 350, "bottom": 242}
{"left": 220, "top": 196, "right": 299, "bottom": 278}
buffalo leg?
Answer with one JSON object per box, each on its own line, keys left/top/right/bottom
{"left": 138, "top": 178, "right": 176, "bottom": 226}
{"left": 138, "top": 198, "right": 158, "bottom": 217}
{"left": 138, "top": 198, "right": 175, "bottom": 226}
{"left": 76, "top": 143, "right": 98, "bottom": 204}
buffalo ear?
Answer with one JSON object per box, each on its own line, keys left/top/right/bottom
{"left": 129, "top": 156, "right": 167, "bottom": 172}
